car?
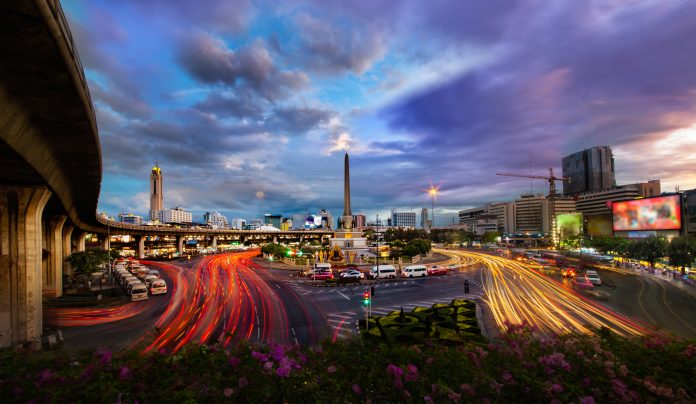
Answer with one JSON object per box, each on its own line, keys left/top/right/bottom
{"left": 149, "top": 279, "right": 167, "bottom": 295}
{"left": 572, "top": 274, "right": 594, "bottom": 289}
{"left": 147, "top": 270, "right": 160, "bottom": 278}
{"left": 339, "top": 269, "right": 364, "bottom": 279}
{"left": 312, "top": 270, "right": 334, "bottom": 280}
{"left": 585, "top": 270, "right": 602, "bottom": 286}
{"left": 427, "top": 266, "right": 448, "bottom": 276}
{"left": 446, "top": 264, "right": 459, "bottom": 271}
{"left": 541, "top": 266, "right": 559, "bottom": 275}
{"left": 130, "top": 284, "right": 149, "bottom": 301}
{"left": 144, "top": 275, "right": 159, "bottom": 287}
{"left": 561, "top": 268, "right": 576, "bottom": 278}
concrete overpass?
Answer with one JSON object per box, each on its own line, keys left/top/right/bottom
{"left": 0, "top": 0, "right": 103, "bottom": 347}
{"left": 97, "top": 217, "right": 333, "bottom": 258}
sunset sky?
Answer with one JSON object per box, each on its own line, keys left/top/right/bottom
{"left": 64, "top": 0, "right": 696, "bottom": 225}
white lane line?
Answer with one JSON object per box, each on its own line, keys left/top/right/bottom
{"left": 337, "top": 291, "right": 350, "bottom": 301}
{"left": 291, "top": 327, "right": 296, "bottom": 336}
{"left": 275, "top": 284, "right": 281, "bottom": 289}
{"left": 294, "top": 337, "right": 299, "bottom": 345}
{"left": 300, "top": 290, "right": 312, "bottom": 295}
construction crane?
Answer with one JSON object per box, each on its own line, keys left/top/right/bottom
{"left": 496, "top": 168, "right": 570, "bottom": 246}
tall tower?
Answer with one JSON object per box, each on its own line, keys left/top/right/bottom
{"left": 149, "top": 163, "right": 163, "bottom": 221}
{"left": 341, "top": 153, "right": 353, "bottom": 229}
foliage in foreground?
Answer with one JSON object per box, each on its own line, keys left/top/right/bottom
{"left": 1, "top": 325, "right": 695, "bottom": 403}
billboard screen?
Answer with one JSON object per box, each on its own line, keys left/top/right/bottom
{"left": 612, "top": 195, "right": 682, "bottom": 231}
{"left": 587, "top": 214, "right": 613, "bottom": 236}
{"left": 556, "top": 213, "right": 582, "bottom": 241}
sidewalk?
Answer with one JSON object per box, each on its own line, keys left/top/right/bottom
{"left": 618, "top": 264, "right": 696, "bottom": 296}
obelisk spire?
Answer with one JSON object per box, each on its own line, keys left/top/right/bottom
{"left": 343, "top": 152, "right": 351, "bottom": 216}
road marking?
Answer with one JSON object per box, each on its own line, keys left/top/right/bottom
{"left": 294, "top": 337, "right": 299, "bottom": 345}
{"left": 275, "top": 284, "right": 281, "bottom": 289}
{"left": 300, "top": 290, "right": 312, "bottom": 296}
{"left": 291, "top": 327, "right": 296, "bottom": 336}
{"left": 337, "top": 291, "right": 350, "bottom": 301}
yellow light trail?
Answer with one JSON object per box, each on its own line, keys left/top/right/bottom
{"left": 438, "top": 249, "right": 649, "bottom": 337}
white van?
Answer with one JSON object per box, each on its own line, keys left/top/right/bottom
{"left": 130, "top": 284, "right": 149, "bottom": 301}
{"left": 369, "top": 265, "right": 397, "bottom": 279}
{"left": 402, "top": 265, "right": 427, "bottom": 278}
{"left": 149, "top": 279, "right": 167, "bottom": 295}
{"left": 308, "top": 263, "right": 332, "bottom": 275}
{"left": 585, "top": 270, "right": 602, "bottom": 286}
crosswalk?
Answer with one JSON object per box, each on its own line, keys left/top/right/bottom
{"left": 287, "top": 273, "right": 484, "bottom": 297}
{"left": 326, "top": 295, "right": 482, "bottom": 340}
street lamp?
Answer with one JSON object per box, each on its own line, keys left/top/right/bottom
{"left": 428, "top": 184, "right": 439, "bottom": 230}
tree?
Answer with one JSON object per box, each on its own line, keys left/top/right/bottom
{"left": 667, "top": 236, "right": 696, "bottom": 275}
{"left": 626, "top": 236, "right": 667, "bottom": 268}
{"left": 67, "top": 250, "right": 111, "bottom": 275}
{"left": 261, "top": 243, "right": 288, "bottom": 258}
{"left": 482, "top": 231, "right": 500, "bottom": 244}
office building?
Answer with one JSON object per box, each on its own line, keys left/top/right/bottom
{"left": 514, "top": 194, "right": 548, "bottom": 234}
{"left": 471, "top": 214, "right": 499, "bottom": 236}
{"left": 685, "top": 188, "right": 696, "bottom": 235}
{"left": 353, "top": 212, "right": 366, "bottom": 229}
{"left": 204, "top": 211, "right": 228, "bottom": 229}
{"left": 421, "top": 208, "right": 430, "bottom": 231}
{"left": 575, "top": 180, "right": 661, "bottom": 217}
{"left": 231, "top": 218, "right": 246, "bottom": 230}
{"left": 264, "top": 214, "right": 282, "bottom": 229}
{"left": 391, "top": 209, "right": 417, "bottom": 228}
{"left": 118, "top": 213, "right": 142, "bottom": 225}
{"left": 149, "top": 163, "right": 163, "bottom": 220}
{"left": 458, "top": 206, "right": 488, "bottom": 228}
{"left": 280, "top": 218, "right": 292, "bottom": 231}
{"left": 486, "top": 202, "right": 516, "bottom": 234}
{"left": 562, "top": 146, "right": 616, "bottom": 195}
{"left": 156, "top": 207, "right": 192, "bottom": 224}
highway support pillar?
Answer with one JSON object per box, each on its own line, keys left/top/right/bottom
{"left": 211, "top": 236, "right": 218, "bottom": 249}
{"left": 100, "top": 233, "right": 110, "bottom": 251}
{"left": 75, "top": 231, "right": 86, "bottom": 252}
{"left": 45, "top": 215, "right": 67, "bottom": 298}
{"left": 136, "top": 235, "right": 145, "bottom": 260}
{"left": 62, "top": 224, "right": 74, "bottom": 276}
{"left": 273, "top": 235, "right": 278, "bottom": 244}
{"left": 0, "top": 185, "right": 52, "bottom": 348}
{"left": 177, "top": 235, "right": 185, "bottom": 255}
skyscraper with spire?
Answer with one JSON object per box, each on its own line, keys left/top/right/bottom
{"left": 149, "top": 163, "right": 163, "bottom": 221}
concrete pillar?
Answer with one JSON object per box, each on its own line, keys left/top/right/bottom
{"left": 0, "top": 185, "right": 52, "bottom": 348}
{"left": 177, "top": 235, "right": 185, "bottom": 255}
{"left": 211, "top": 236, "right": 218, "bottom": 248}
{"left": 273, "top": 235, "right": 278, "bottom": 244}
{"left": 46, "top": 215, "right": 67, "bottom": 298}
{"left": 100, "top": 233, "right": 110, "bottom": 251}
{"left": 75, "top": 231, "right": 86, "bottom": 252}
{"left": 299, "top": 235, "right": 304, "bottom": 244}
{"left": 62, "top": 224, "right": 74, "bottom": 276}
{"left": 136, "top": 236, "right": 145, "bottom": 259}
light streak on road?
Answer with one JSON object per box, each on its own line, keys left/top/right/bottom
{"left": 143, "top": 250, "right": 295, "bottom": 354}
{"left": 442, "top": 250, "right": 650, "bottom": 337}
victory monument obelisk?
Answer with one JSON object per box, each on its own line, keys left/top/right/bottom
{"left": 330, "top": 153, "right": 367, "bottom": 251}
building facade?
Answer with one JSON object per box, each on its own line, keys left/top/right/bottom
{"left": 204, "top": 211, "right": 229, "bottom": 229}
{"left": 231, "top": 218, "right": 246, "bottom": 230}
{"left": 118, "top": 213, "right": 143, "bottom": 225}
{"left": 353, "top": 212, "right": 366, "bottom": 229}
{"left": 156, "top": 207, "right": 192, "bottom": 224}
{"left": 458, "top": 206, "right": 488, "bottom": 228}
{"left": 149, "top": 164, "right": 163, "bottom": 220}
{"left": 264, "top": 214, "right": 282, "bottom": 229}
{"left": 391, "top": 209, "right": 417, "bottom": 228}
{"left": 562, "top": 146, "right": 616, "bottom": 196}
{"left": 514, "top": 194, "right": 548, "bottom": 234}
{"left": 685, "top": 188, "right": 696, "bottom": 235}
{"left": 575, "top": 181, "right": 661, "bottom": 217}
{"left": 486, "top": 202, "right": 516, "bottom": 234}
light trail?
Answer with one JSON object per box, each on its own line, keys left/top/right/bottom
{"left": 440, "top": 249, "right": 651, "bottom": 337}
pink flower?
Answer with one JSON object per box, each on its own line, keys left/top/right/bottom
{"left": 683, "top": 344, "right": 696, "bottom": 358}
{"left": 579, "top": 396, "right": 595, "bottom": 404}
{"left": 425, "top": 356, "right": 434, "bottom": 365}
{"left": 549, "top": 383, "right": 563, "bottom": 394}
{"left": 224, "top": 388, "right": 234, "bottom": 397}
{"left": 238, "top": 377, "right": 248, "bottom": 388}
{"left": 352, "top": 384, "right": 362, "bottom": 395}
{"left": 263, "top": 361, "right": 274, "bottom": 371}
{"left": 424, "top": 395, "right": 434, "bottom": 403}
{"left": 228, "top": 357, "right": 241, "bottom": 367}
{"left": 269, "top": 344, "right": 285, "bottom": 362}
{"left": 386, "top": 363, "right": 404, "bottom": 378}
{"left": 502, "top": 372, "right": 514, "bottom": 384}
{"left": 95, "top": 350, "right": 112, "bottom": 366}
{"left": 611, "top": 379, "right": 627, "bottom": 397}
{"left": 448, "top": 391, "right": 462, "bottom": 402}
{"left": 327, "top": 365, "right": 337, "bottom": 373}
{"left": 118, "top": 366, "right": 130, "bottom": 381}
{"left": 276, "top": 365, "right": 292, "bottom": 378}
{"left": 251, "top": 351, "right": 268, "bottom": 362}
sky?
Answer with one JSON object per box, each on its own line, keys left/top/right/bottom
{"left": 63, "top": 0, "right": 696, "bottom": 226}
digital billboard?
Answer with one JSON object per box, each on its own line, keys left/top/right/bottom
{"left": 587, "top": 214, "right": 613, "bottom": 236}
{"left": 612, "top": 195, "right": 682, "bottom": 231}
{"left": 556, "top": 213, "right": 582, "bottom": 242}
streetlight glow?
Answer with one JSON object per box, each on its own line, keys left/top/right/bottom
{"left": 426, "top": 183, "right": 440, "bottom": 230}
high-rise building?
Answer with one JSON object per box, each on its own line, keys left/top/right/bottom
{"left": 231, "top": 218, "right": 247, "bottom": 230}
{"left": 156, "top": 207, "right": 192, "bottom": 224}
{"left": 118, "top": 213, "right": 143, "bottom": 225}
{"left": 685, "top": 188, "right": 696, "bottom": 235}
{"left": 353, "top": 212, "right": 366, "bottom": 229}
{"left": 575, "top": 180, "right": 661, "bottom": 217}
{"left": 149, "top": 163, "right": 163, "bottom": 220}
{"left": 514, "top": 194, "right": 548, "bottom": 234}
{"left": 291, "top": 214, "right": 307, "bottom": 229}
{"left": 421, "top": 208, "right": 429, "bottom": 230}
{"left": 204, "top": 211, "right": 228, "bottom": 229}
{"left": 264, "top": 214, "right": 282, "bottom": 229}
{"left": 391, "top": 209, "right": 417, "bottom": 228}
{"left": 486, "top": 202, "right": 516, "bottom": 234}
{"left": 458, "top": 206, "right": 488, "bottom": 228}
{"left": 562, "top": 146, "right": 616, "bottom": 196}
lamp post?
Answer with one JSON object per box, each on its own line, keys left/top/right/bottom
{"left": 428, "top": 185, "right": 439, "bottom": 231}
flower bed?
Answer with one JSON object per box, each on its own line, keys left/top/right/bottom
{"left": 359, "top": 299, "right": 484, "bottom": 345}
{"left": 1, "top": 325, "right": 694, "bottom": 402}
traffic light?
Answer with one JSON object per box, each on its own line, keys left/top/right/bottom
{"left": 362, "top": 290, "right": 370, "bottom": 306}
{"left": 286, "top": 249, "right": 293, "bottom": 257}
{"left": 297, "top": 251, "right": 303, "bottom": 257}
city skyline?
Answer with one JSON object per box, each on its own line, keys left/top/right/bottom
{"left": 64, "top": 1, "right": 696, "bottom": 224}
